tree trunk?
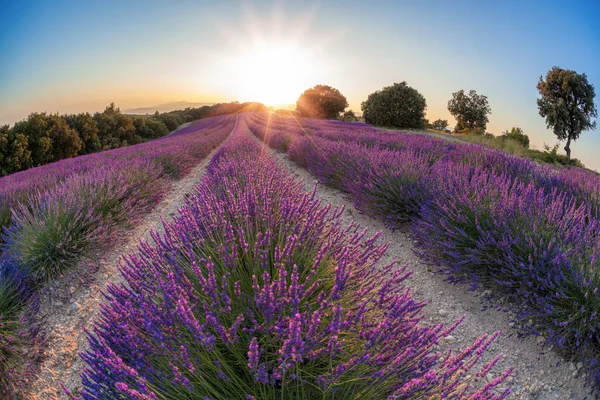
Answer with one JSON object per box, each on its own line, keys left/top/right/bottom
{"left": 564, "top": 135, "right": 572, "bottom": 163}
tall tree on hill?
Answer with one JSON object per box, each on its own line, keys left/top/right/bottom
{"left": 447, "top": 90, "right": 491, "bottom": 133}
{"left": 537, "top": 66, "right": 597, "bottom": 162}
{"left": 296, "top": 85, "right": 348, "bottom": 119}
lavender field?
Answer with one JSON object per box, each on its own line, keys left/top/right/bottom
{"left": 0, "top": 112, "right": 598, "bottom": 399}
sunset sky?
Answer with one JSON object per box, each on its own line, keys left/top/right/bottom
{"left": 1, "top": 0, "right": 599, "bottom": 170}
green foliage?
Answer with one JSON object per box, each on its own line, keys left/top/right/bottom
{"left": 431, "top": 119, "right": 448, "bottom": 130}
{"left": 12, "top": 113, "right": 59, "bottom": 167}
{"left": 341, "top": 109, "right": 358, "bottom": 121}
{"left": 65, "top": 113, "right": 101, "bottom": 154}
{"left": 94, "top": 103, "right": 138, "bottom": 149}
{"left": 528, "top": 143, "right": 584, "bottom": 167}
{"left": 537, "top": 66, "right": 597, "bottom": 161}
{"left": 296, "top": 84, "right": 348, "bottom": 119}
{"left": 5, "top": 199, "right": 102, "bottom": 282}
{"left": 501, "top": 127, "right": 529, "bottom": 148}
{"left": 46, "top": 114, "right": 83, "bottom": 160}
{"left": 447, "top": 89, "right": 491, "bottom": 132}
{"left": 0, "top": 126, "right": 31, "bottom": 176}
{"left": 361, "top": 82, "right": 427, "bottom": 129}
{"left": 133, "top": 117, "right": 168, "bottom": 140}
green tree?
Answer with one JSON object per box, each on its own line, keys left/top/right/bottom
{"left": 65, "top": 113, "right": 101, "bottom": 154}
{"left": 0, "top": 126, "right": 32, "bottom": 176}
{"left": 12, "top": 113, "right": 53, "bottom": 166}
{"left": 447, "top": 90, "right": 491, "bottom": 133}
{"left": 94, "top": 103, "right": 137, "bottom": 149}
{"left": 501, "top": 127, "right": 530, "bottom": 148}
{"left": 296, "top": 85, "right": 348, "bottom": 119}
{"left": 431, "top": 119, "right": 449, "bottom": 130}
{"left": 133, "top": 117, "right": 169, "bottom": 140}
{"left": 157, "top": 114, "right": 181, "bottom": 131}
{"left": 46, "top": 114, "right": 83, "bottom": 161}
{"left": 537, "top": 66, "right": 597, "bottom": 162}
{"left": 341, "top": 110, "right": 358, "bottom": 122}
{"left": 361, "top": 82, "right": 427, "bottom": 128}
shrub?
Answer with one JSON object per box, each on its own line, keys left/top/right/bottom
{"left": 361, "top": 82, "right": 427, "bottom": 128}
{"left": 501, "top": 127, "right": 530, "bottom": 148}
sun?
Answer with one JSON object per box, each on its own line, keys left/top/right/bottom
{"left": 202, "top": 4, "right": 336, "bottom": 108}
{"left": 236, "top": 41, "right": 317, "bottom": 106}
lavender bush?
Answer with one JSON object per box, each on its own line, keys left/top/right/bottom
{"left": 80, "top": 123, "right": 510, "bottom": 399}
{"left": 244, "top": 112, "right": 600, "bottom": 388}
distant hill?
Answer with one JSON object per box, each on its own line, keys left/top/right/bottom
{"left": 123, "top": 101, "right": 214, "bottom": 115}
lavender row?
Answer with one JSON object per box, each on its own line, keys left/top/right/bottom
{"left": 244, "top": 112, "right": 600, "bottom": 388}
{"left": 0, "top": 115, "right": 234, "bottom": 394}
{"left": 79, "top": 122, "right": 510, "bottom": 399}
{"left": 245, "top": 113, "right": 600, "bottom": 210}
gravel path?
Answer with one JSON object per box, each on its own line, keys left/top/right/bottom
{"left": 19, "top": 118, "right": 235, "bottom": 399}
{"left": 250, "top": 131, "right": 592, "bottom": 400}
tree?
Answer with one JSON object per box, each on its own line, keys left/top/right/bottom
{"left": 94, "top": 103, "right": 137, "bottom": 149}
{"left": 0, "top": 126, "right": 32, "bottom": 176}
{"left": 296, "top": 85, "right": 348, "bottom": 119}
{"left": 501, "top": 127, "right": 530, "bottom": 148}
{"left": 46, "top": 114, "right": 83, "bottom": 161}
{"left": 537, "top": 66, "right": 597, "bottom": 162}
{"left": 361, "top": 82, "right": 427, "bottom": 128}
{"left": 12, "top": 113, "right": 53, "bottom": 166}
{"left": 431, "top": 119, "right": 448, "bottom": 130}
{"left": 341, "top": 110, "right": 358, "bottom": 122}
{"left": 447, "top": 90, "right": 491, "bottom": 133}
{"left": 65, "top": 113, "right": 101, "bottom": 154}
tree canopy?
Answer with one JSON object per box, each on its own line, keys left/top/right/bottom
{"left": 431, "top": 119, "right": 448, "bottom": 130}
{"left": 447, "top": 90, "right": 491, "bottom": 133}
{"left": 361, "top": 82, "right": 427, "bottom": 129}
{"left": 296, "top": 85, "right": 348, "bottom": 119}
{"left": 537, "top": 66, "right": 597, "bottom": 161}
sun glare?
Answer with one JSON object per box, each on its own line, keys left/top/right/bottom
{"left": 205, "top": 4, "right": 337, "bottom": 107}
{"left": 237, "top": 42, "right": 316, "bottom": 106}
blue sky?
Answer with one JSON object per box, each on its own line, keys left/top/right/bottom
{"left": 1, "top": 0, "right": 599, "bottom": 170}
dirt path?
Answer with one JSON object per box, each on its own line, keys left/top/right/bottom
{"left": 20, "top": 118, "right": 236, "bottom": 400}
{"left": 248, "top": 128, "right": 591, "bottom": 400}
